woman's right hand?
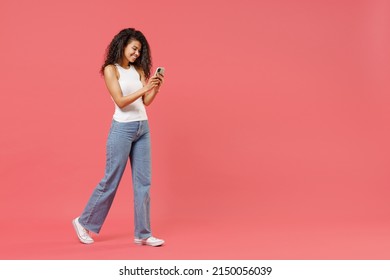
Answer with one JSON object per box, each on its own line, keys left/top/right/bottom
{"left": 144, "top": 76, "right": 162, "bottom": 92}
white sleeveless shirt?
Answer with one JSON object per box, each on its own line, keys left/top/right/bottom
{"left": 112, "top": 64, "right": 148, "bottom": 122}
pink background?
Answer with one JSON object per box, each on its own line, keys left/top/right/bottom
{"left": 1, "top": 0, "right": 390, "bottom": 259}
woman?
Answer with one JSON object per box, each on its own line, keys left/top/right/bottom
{"left": 72, "top": 28, "right": 164, "bottom": 247}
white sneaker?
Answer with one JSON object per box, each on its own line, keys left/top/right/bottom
{"left": 72, "top": 217, "right": 94, "bottom": 244}
{"left": 134, "top": 236, "right": 165, "bottom": 247}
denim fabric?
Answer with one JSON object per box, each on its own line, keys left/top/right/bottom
{"left": 79, "top": 120, "right": 152, "bottom": 239}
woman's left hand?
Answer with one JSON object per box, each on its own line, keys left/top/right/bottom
{"left": 143, "top": 72, "right": 164, "bottom": 106}
{"left": 155, "top": 73, "right": 164, "bottom": 90}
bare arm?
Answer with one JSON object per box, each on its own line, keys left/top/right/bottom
{"left": 103, "top": 65, "right": 158, "bottom": 109}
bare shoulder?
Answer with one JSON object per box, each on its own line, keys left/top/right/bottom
{"left": 134, "top": 65, "right": 144, "bottom": 76}
{"left": 134, "top": 65, "right": 146, "bottom": 84}
{"left": 104, "top": 64, "right": 119, "bottom": 79}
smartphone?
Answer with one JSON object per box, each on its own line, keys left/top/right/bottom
{"left": 154, "top": 67, "right": 165, "bottom": 77}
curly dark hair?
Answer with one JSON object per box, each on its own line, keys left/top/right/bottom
{"left": 100, "top": 28, "right": 152, "bottom": 78}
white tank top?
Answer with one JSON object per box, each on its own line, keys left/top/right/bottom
{"left": 112, "top": 64, "right": 148, "bottom": 122}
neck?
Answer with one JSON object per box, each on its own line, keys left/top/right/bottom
{"left": 119, "top": 59, "right": 130, "bottom": 69}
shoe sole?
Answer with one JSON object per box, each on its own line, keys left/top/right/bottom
{"left": 72, "top": 219, "right": 94, "bottom": 244}
{"left": 134, "top": 239, "right": 164, "bottom": 247}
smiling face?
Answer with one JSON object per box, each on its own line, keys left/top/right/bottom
{"left": 122, "top": 39, "right": 142, "bottom": 66}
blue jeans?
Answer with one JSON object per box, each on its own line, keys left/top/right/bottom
{"left": 79, "top": 120, "right": 152, "bottom": 239}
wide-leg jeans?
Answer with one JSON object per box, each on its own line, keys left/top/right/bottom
{"left": 79, "top": 120, "right": 152, "bottom": 239}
